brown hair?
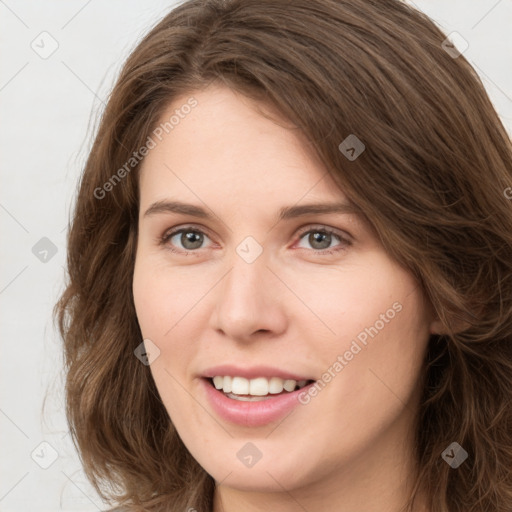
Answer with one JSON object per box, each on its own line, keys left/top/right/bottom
{"left": 55, "top": 0, "right": 512, "bottom": 510}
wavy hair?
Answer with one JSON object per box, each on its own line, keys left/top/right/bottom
{"left": 55, "top": 0, "right": 512, "bottom": 510}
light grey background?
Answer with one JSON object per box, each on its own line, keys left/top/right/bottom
{"left": 1, "top": 1, "right": 511, "bottom": 511}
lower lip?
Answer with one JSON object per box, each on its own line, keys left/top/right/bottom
{"left": 201, "top": 378, "right": 314, "bottom": 427}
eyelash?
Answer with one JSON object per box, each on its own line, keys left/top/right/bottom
{"left": 159, "top": 224, "right": 351, "bottom": 256}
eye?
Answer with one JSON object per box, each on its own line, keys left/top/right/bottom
{"left": 160, "top": 226, "right": 213, "bottom": 254}
{"left": 295, "top": 226, "right": 351, "bottom": 255}
{"left": 159, "top": 224, "right": 351, "bottom": 256}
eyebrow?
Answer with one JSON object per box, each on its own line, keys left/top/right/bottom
{"left": 143, "top": 200, "right": 361, "bottom": 222}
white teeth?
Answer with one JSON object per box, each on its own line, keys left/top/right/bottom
{"left": 268, "top": 377, "right": 284, "bottom": 394}
{"left": 249, "top": 377, "right": 269, "bottom": 396}
{"left": 231, "top": 376, "right": 249, "bottom": 395}
{"left": 283, "top": 379, "right": 296, "bottom": 392}
{"left": 211, "top": 376, "right": 310, "bottom": 396}
{"left": 223, "top": 375, "right": 232, "bottom": 393}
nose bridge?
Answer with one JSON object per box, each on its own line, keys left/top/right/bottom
{"left": 221, "top": 243, "right": 268, "bottom": 314}
{"left": 212, "top": 240, "right": 285, "bottom": 339}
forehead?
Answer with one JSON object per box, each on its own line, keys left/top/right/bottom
{"left": 138, "top": 85, "right": 349, "bottom": 211}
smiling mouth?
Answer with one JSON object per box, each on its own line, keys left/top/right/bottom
{"left": 207, "top": 376, "right": 315, "bottom": 401}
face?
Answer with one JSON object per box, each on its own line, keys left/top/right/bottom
{"left": 133, "top": 85, "right": 435, "bottom": 496}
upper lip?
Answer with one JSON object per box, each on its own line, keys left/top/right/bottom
{"left": 201, "top": 364, "right": 315, "bottom": 381}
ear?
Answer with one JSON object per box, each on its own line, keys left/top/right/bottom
{"left": 429, "top": 311, "right": 474, "bottom": 335}
{"left": 429, "top": 318, "right": 445, "bottom": 335}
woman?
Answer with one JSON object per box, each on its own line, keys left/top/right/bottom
{"left": 56, "top": 0, "right": 512, "bottom": 511}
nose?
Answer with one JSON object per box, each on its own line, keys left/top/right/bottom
{"left": 210, "top": 249, "right": 288, "bottom": 342}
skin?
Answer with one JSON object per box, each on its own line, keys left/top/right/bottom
{"left": 132, "top": 85, "right": 436, "bottom": 512}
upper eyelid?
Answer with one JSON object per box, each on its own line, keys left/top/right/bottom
{"left": 296, "top": 224, "right": 351, "bottom": 239}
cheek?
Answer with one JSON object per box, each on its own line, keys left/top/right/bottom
{"left": 286, "top": 254, "right": 423, "bottom": 355}
{"left": 132, "top": 255, "right": 205, "bottom": 338}
{"left": 292, "top": 266, "right": 429, "bottom": 465}
{"left": 132, "top": 254, "right": 214, "bottom": 413}
{"left": 303, "top": 256, "right": 429, "bottom": 402}
{"left": 328, "top": 276, "right": 428, "bottom": 412}
{"left": 132, "top": 258, "right": 203, "bottom": 419}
